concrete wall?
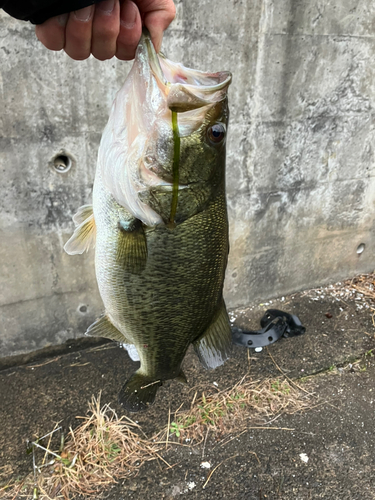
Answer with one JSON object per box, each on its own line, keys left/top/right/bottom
{"left": 1, "top": 0, "right": 374, "bottom": 358}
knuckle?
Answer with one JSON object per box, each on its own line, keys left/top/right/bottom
{"left": 96, "top": 23, "right": 120, "bottom": 41}
{"left": 67, "top": 30, "right": 87, "bottom": 45}
{"left": 118, "top": 31, "right": 139, "bottom": 50}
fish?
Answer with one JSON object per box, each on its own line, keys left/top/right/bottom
{"left": 64, "top": 30, "right": 232, "bottom": 412}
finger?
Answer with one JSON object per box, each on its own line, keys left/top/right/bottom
{"left": 136, "top": 0, "right": 176, "bottom": 52}
{"left": 91, "top": 0, "right": 121, "bottom": 60}
{"left": 64, "top": 5, "right": 95, "bottom": 60}
{"left": 116, "top": 0, "right": 142, "bottom": 60}
{"left": 35, "top": 13, "right": 69, "bottom": 51}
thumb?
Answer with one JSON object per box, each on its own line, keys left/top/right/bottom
{"left": 135, "top": 0, "right": 176, "bottom": 51}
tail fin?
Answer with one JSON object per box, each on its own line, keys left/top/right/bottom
{"left": 118, "top": 371, "right": 162, "bottom": 412}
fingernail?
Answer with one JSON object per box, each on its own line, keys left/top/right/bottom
{"left": 97, "top": 0, "right": 116, "bottom": 15}
{"left": 120, "top": 0, "right": 137, "bottom": 29}
{"left": 74, "top": 5, "right": 94, "bottom": 22}
{"left": 57, "top": 13, "right": 69, "bottom": 26}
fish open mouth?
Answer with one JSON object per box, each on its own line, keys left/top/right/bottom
{"left": 98, "top": 30, "right": 231, "bottom": 228}
{"left": 140, "top": 29, "right": 232, "bottom": 226}
{"left": 142, "top": 30, "right": 232, "bottom": 113}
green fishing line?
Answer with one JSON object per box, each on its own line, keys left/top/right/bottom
{"left": 169, "top": 110, "right": 180, "bottom": 226}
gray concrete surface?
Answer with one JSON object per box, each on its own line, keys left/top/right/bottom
{"left": 1, "top": 1, "right": 375, "bottom": 357}
{"left": 1, "top": 289, "right": 374, "bottom": 499}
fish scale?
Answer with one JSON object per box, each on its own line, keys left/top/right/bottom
{"left": 94, "top": 171, "right": 228, "bottom": 376}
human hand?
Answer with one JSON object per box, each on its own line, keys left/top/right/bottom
{"left": 35, "top": 0, "right": 175, "bottom": 61}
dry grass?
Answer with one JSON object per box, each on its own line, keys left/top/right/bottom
{"left": 349, "top": 272, "right": 375, "bottom": 297}
{"left": 332, "top": 272, "right": 375, "bottom": 306}
{"left": 303, "top": 272, "right": 375, "bottom": 332}
{"left": 42, "top": 398, "right": 161, "bottom": 499}
{"left": 1, "top": 396, "right": 162, "bottom": 500}
{"left": 0, "top": 468, "right": 12, "bottom": 482}
{"left": 164, "top": 376, "right": 313, "bottom": 444}
{"left": 306, "top": 272, "right": 375, "bottom": 309}
{"left": 1, "top": 376, "right": 314, "bottom": 500}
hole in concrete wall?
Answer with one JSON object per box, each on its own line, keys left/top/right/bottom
{"left": 51, "top": 151, "right": 74, "bottom": 173}
{"left": 78, "top": 304, "right": 88, "bottom": 314}
{"left": 356, "top": 243, "right": 365, "bottom": 255}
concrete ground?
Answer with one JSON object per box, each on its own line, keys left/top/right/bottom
{"left": 1, "top": 282, "right": 375, "bottom": 499}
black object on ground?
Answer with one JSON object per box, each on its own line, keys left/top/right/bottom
{"left": 232, "top": 309, "right": 306, "bottom": 349}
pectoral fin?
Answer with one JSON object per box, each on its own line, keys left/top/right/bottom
{"left": 64, "top": 205, "right": 96, "bottom": 255}
{"left": 73, "top": 204, "right": 94, "bottom": 226}
{"left": 118, "top": 371, "right": 162, "bottom": 412}
{"left": 193, "top": 300, "right": 232, "bottom": 370}
{"left": 117, "top": 219, "right": 147, "bottom": 274}
{"left": 86, "top": 315, "right": 129, "bottom": 343}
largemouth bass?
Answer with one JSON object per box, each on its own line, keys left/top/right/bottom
{"left": 65, "top": 31, "right": 232, "bottom": 412}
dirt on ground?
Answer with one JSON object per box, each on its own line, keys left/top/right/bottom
{"left": 1, "top": 278, "right": 375, "bottom": 500}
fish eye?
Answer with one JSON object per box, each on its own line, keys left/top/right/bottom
{"left": 207, "top": 123, "right": 226, "bottom": 144}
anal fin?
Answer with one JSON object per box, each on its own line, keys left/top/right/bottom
{"left": 193, "top": 300, "right": 232, "bottom": 370}
{"left": 118, "top": 371, "right": 162, "bottom": 412}
{"left": 117, "top": 219, "right": 147, "bottom": 274}
{"left": 64, "top": 205, "right": 96, "bottom": 255}
{"left": 86, "top": 315, "right": 129, "bottom": 343}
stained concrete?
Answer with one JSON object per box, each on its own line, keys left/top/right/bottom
{"left": 1, "top": 1, "right": 375, "bottom": 356}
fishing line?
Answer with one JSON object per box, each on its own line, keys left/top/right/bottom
{"left": 169, "top": 110, "right": 180, "bottom": 226}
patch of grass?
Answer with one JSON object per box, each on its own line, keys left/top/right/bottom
{"left": 169, "top": 421, "right": 182, "bottom": 438}
{"left": 1, "top": 376, "right": 314, "bottom": 499}
{"left": 163, "top": 376, "right": 314, "bottom": 443}
{"left": 299, "top": 376, "right": 309, "bottom": 383}
{"left": 3, "top": 395, "right": 163, "bottom": 500}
